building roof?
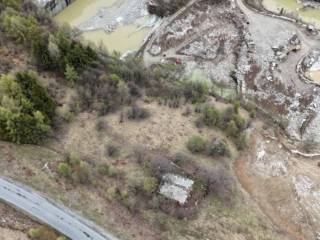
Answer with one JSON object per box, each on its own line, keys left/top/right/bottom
{"left": 159, "top": 174, "right": 194, "bottom": 205}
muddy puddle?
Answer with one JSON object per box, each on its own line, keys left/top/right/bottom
{"left": 308, "top": 70, "right": 320, "bottom": 83}
{"left": 262, "top": 0, "right": 320, "bottom": 27}
{"left": 54, "top": 0, "right": 153, "bottom": 53}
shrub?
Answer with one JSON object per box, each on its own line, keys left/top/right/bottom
{"left": 249, "top": 109, "right": 256, "bottom": 118}
{"left": 95, "top": 118, "right": 107, "bottom": 132}
{"left": 68, "top": 153, "right": 81, "bottom": 166}
{"left": 64, "top": 64, "right": 78, "bottom": 84}
{"left": 57, "top": 163, "right": 71, "bottom": 177}
{"left": 127, "top": 105, "right": 150, "bottom": 120}
{"left": 233, "top": 101, "right": 240, "bottom": 114}
{"left": 107, "top": 165, "right": 118, "bottom": 177}
{"left": 143, "top": 177, "right": 159, "bottom": 194}
{"left": 183, "top": 81, "right": 208, "bottom": 104}
{"left": 225, "top": 120, "right": 239, "bottom": 138}
{"left": 234, "top": 133, "right": 248, "bottom": 151}
{"left": 28, "top": 228, "right": 40, "bottom": 239}
{"left": 106, "top": 143, "right": 120, "bottom": 158}
{"left": 0, "top": 0, "right": 22, "bottom": 11}
{"left": 72, "top": 161, "right": 91, "bottom": 184}
{"left": 56, "top": 105, "right": 74, "bottom": 122}
{"left": 197, "top": 165, "right": 235, "bottom": 204}
{"left": 98, "top": 164, "right": 110, "bottom": 175}
{"left": 32, "top": 34, "right": 55, "bottom": 70}
{"left": 173, "top": 152, "right": 192, "bottom": 166}
{"left": 148, "top": 154, "right": 174, "bottom": 177}
{"left": 206, "top": 138, "right": 230, "bottom": 157}
{"left": 186, "top": 136, "right": 206, "bottom": 153}
{"left": 28, "top": 226, "right": 57, "bottom": 240}
{"left": 202, "top": 105, "right": 220, "bottom": 127}
{"left": 98, "top": 164, "right": 118, "bottom": 177}
{"left": 218, "top": 107, "right": 235, "bottom": 129}
{"left": 105, "top": 186, "right": 118, "bottom": 201}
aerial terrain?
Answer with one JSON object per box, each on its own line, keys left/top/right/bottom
{"left": 0, "top": 0, "right": 320, "bottom": 239}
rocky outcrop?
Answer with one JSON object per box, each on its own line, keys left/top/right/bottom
{"left": 35, "top": 0, "right": 74, "bottom": 15}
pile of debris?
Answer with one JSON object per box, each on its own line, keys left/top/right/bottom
{"left": 272, "top": 33, "right": 301, "bottom": 62}
{"left": 302, "top": 49, "right": 320, "bottom": 71}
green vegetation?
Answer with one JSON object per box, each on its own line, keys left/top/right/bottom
{"left": 187, "top": 136, "right": 230, "bottom": 157}
{"left": 206, "top": 138, "right": 230, "bottom": 157}
{"left": 143, "top": 177, "right": 159, "bottom": 194}
{"left": 105, "top": 186, "right": 118, "bottom": 201}
{"left": 57, "top": 154, "right": 92, "bottom": 184}
{"left": 198, "top": 104, "right": 248, "bottom": 150}
{"left": 98, "top": 164, "right": 118, "bottom": 177}
{"left": 57, "top": 162, "right": 71, "bottom": 177}
{"left": 1, "top": 8, "right": 40, "bottom": 44}
{"left": 28, "top": 226, "right": 64, "bottom": 240}
{"left": 186, "top": 135, "right": 206, "bottom": 153}
{"left": 0, "top": 72, "right": 55, "bottom": 144}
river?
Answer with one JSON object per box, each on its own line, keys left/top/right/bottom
{"left": 262, "top": 0, "right": 320, "bottom": 27}
{"left": 54, "top": 0, "right": 153, "bottom": 53}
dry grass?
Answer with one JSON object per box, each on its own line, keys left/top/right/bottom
{"left": 0, "top": 99, "right": 291, "bottom": 240}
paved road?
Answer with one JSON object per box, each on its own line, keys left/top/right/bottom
{"left": 0, "top": 178, "right": 119, "bottom": 240}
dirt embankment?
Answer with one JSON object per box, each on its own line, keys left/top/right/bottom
{"left": 0, "top": 202, "right": 38, "bottom": 240}
{"left": 235, "top": 124, "right": 320, "bottom": 240}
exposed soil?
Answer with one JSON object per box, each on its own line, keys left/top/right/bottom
{"left": 235, "top": 122, "right": 320, "bottom": 239}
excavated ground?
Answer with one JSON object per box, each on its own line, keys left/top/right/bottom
{"left": 143, "top": 0, "right": 320, "bottom": 239}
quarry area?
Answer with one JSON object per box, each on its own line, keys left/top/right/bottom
{"left": 141, "top": 0, "right": 320, "bottom": 238}
{"left": 2, "top": 0, "right": 320, "bottom": 240}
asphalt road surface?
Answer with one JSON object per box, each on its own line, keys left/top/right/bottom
{"left": 0, "top": 178, "right": 119, "bottom": 240}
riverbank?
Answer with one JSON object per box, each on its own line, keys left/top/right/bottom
{"left": 54, "top": 0, "right": 155, "bottom": 53}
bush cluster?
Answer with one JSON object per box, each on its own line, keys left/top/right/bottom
{"left": 28, "top": 226, "right": 65, "bottom": 240}
{"left": 199, "top": 104, "right": 248, "bottom": 150}
{"left": 57, "top": 153, "right": 91, "bottom": 184}
{"left": 0, "top": 72, "right": 55, "bottom": 143}
{"left": 186, "top": 136, "right": 206, "bottom": 153}
{"left": 126, "top": 105, "right": 150, "bottom": 120}
{"left": 186, "top": 136, "right": 230, "bottom": 157}
{"left": 97, "top": 163, "right": 118, "bottom": 177}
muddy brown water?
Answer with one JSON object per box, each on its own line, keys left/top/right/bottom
{"left": 308, "top": 70, "right": 320, "bottom": 82}
{"left": 54, "top": 0, "right": 152, "bottom": 53}
{"left": 262, "top": 0, "right": 320, "bottom": 27}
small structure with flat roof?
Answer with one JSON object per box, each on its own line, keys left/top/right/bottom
{"left": 159, "top": 174, "right": 194, "bottom": 205}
